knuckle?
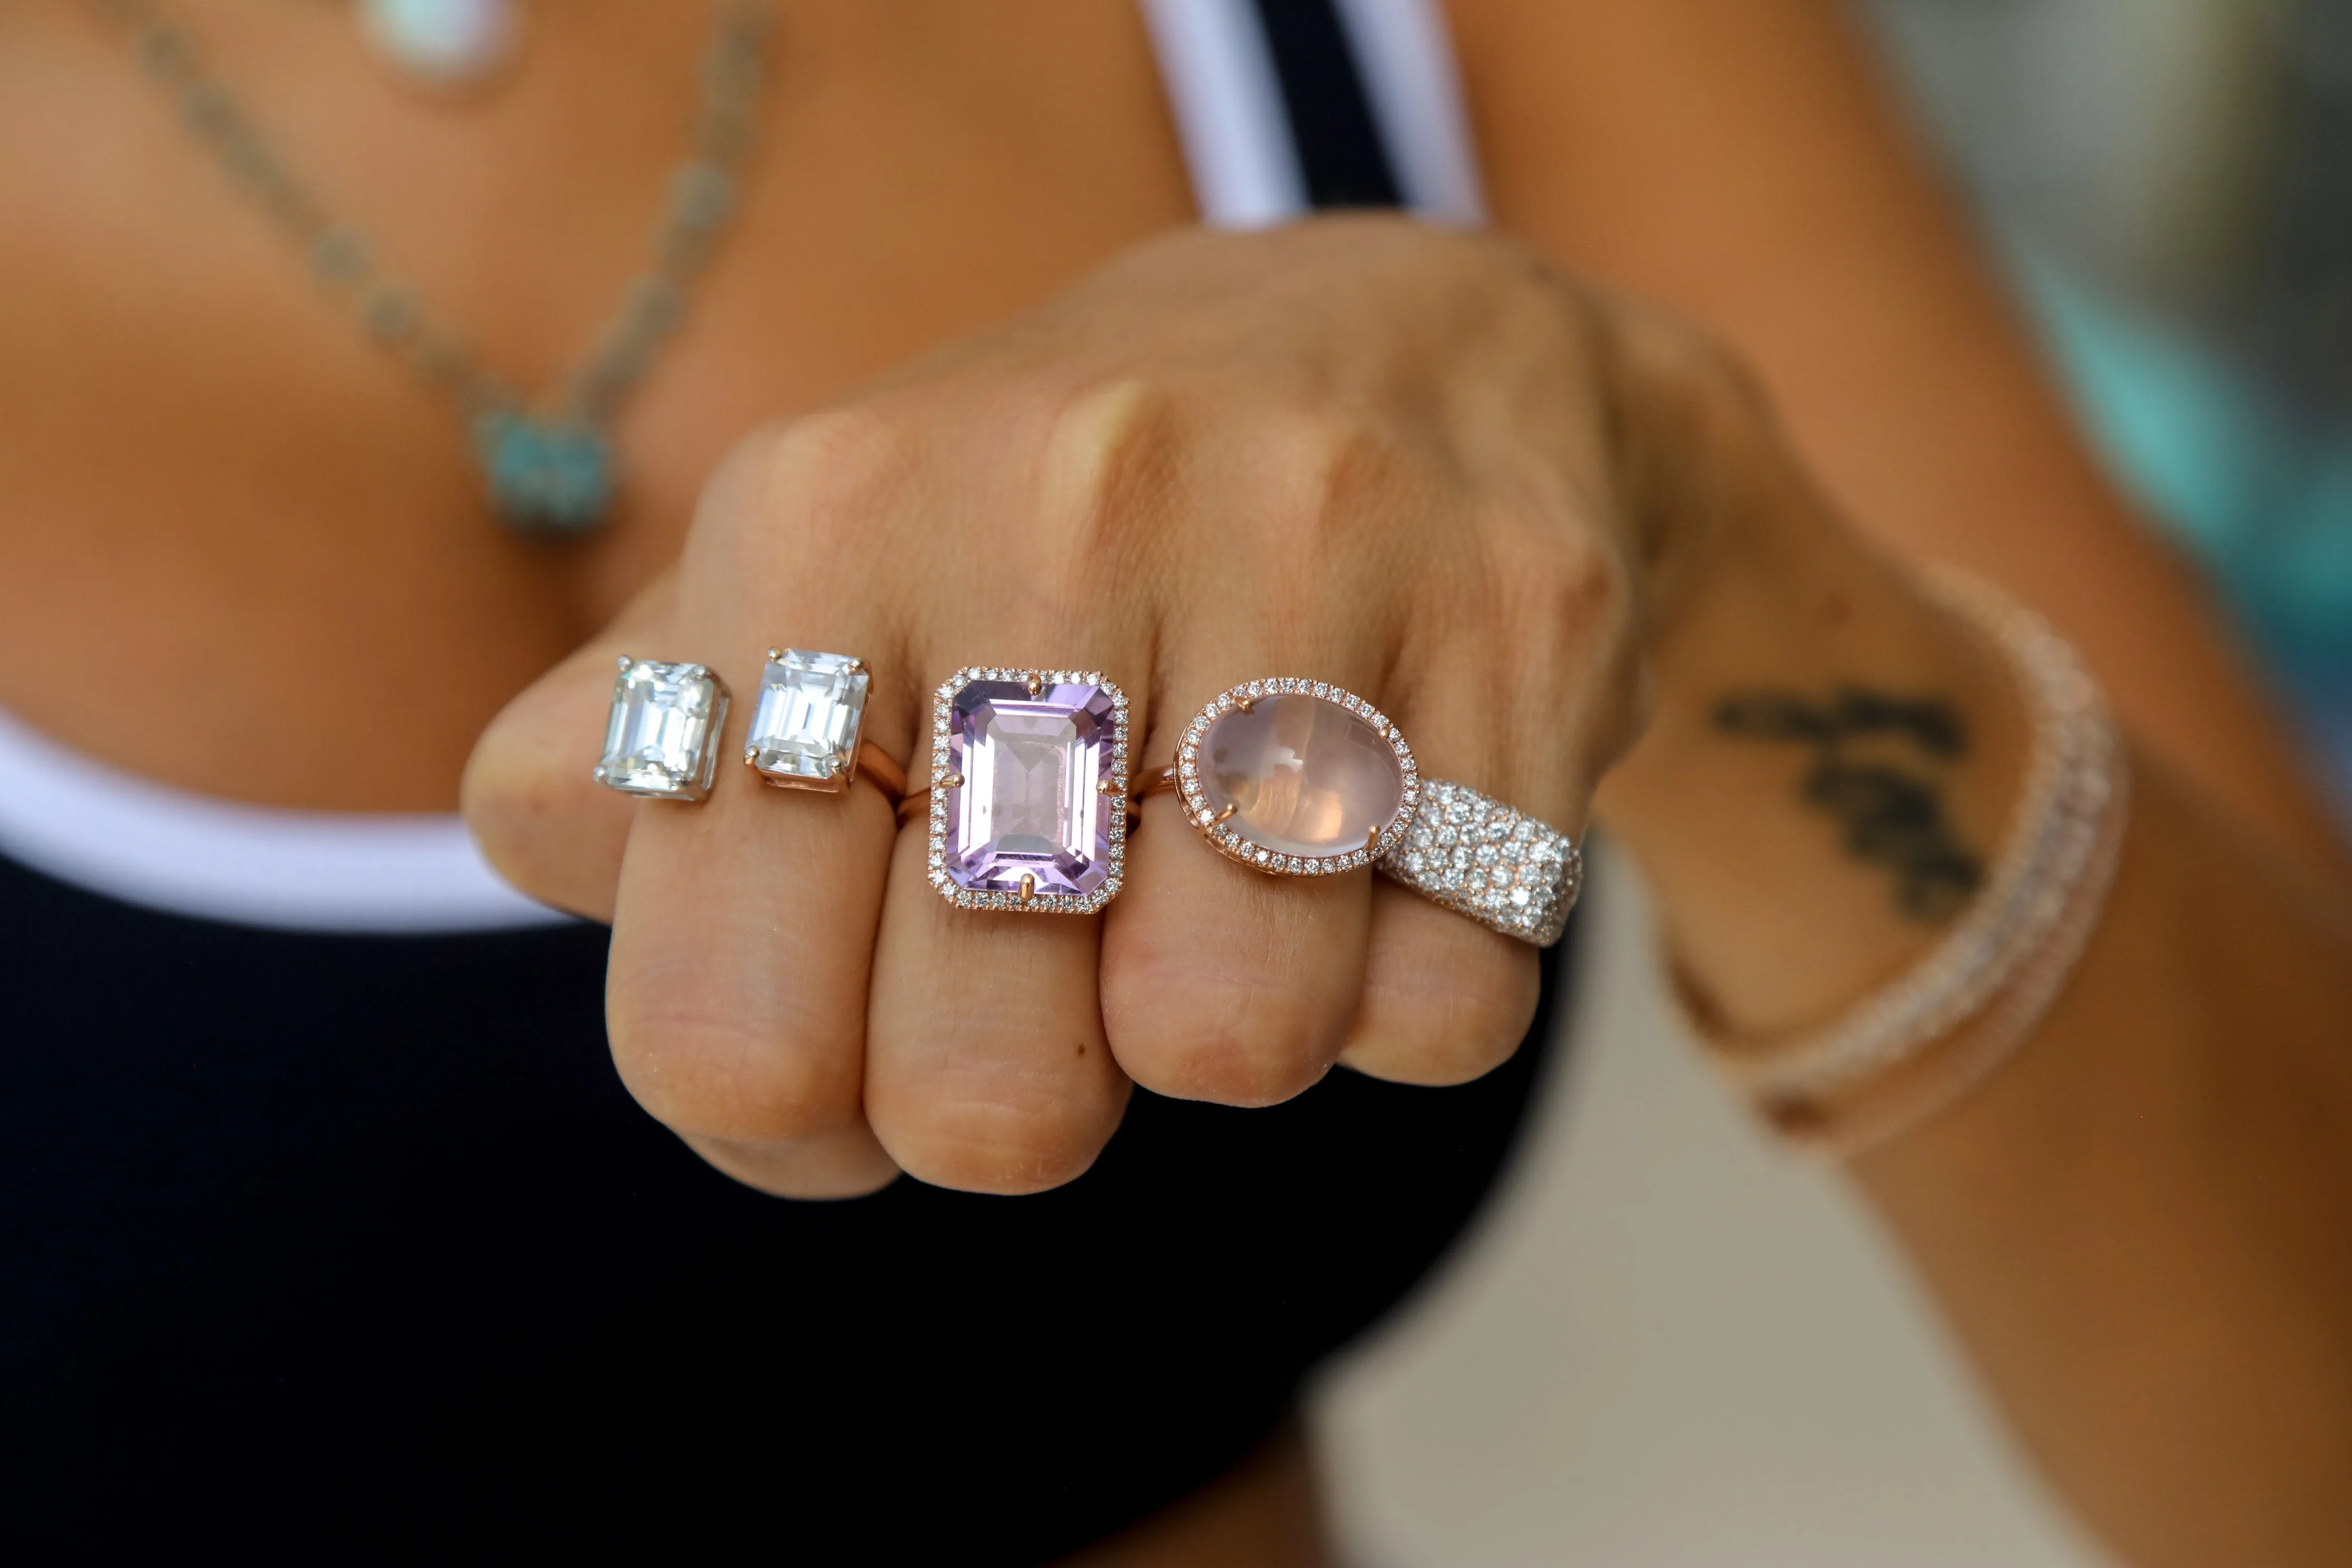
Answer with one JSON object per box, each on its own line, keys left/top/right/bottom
{"left": 1488, "top": 515, "right": 1633, "bottom": 667}
{"left": 874, "top": 1080, "right": 1121, "bottom": 1195}
{"left": 604, "top": 999, "right": 860, "bottom": 1145}
{"left": 459, "top": 676, "right": 628, "bottom": 916}
{"left": 457, "top": 723, "right": 564, "bottom": 882}
{"left": 1612, "top": 302, "right": 1756, "bottom": 418}
{"left": 1031, "top": 374, "right": 1184, "bottom": 573}
{"left": 1351, "top": 953, "right": 1539, "bottom": 1086}
{"left": 683, "top": 1131, "right": 903, "bottom": 1201}
{"left": 756, "top": 403, "right": 914, "bottom": 517}
{"left": 695, "top": 405, "right": 916, "bottom": 585}
{"left": 1261, "top": 403, "right": 1408, "bottom": 557}
{"left": 1601, "top": 306, "right": 1776, "bottom": 511}
{"left": 1481, "top": 512, "right": 1652, "bottom": 774}
{"left": 1105, "top": 963, "right": 1341, "bottom": 1108}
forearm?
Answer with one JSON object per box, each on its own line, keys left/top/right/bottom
{"left": 1456, "top": 0, "right": 2352, "bottom": 884}
{"left": 1866, "top": 764, "right": 2352, "bottom": 1568}
{"left": 1599, "top": 479, "right": 2352, "bottom": 1566}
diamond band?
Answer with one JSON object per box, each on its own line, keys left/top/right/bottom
{"left": 594, "top": 657, "right": 729, "bottom": 802}
{"left": 1378, "top": 780, "right": 1581, "bottom": 947}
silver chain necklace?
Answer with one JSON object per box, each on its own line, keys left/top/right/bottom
{"left": 88, "top": 0, "right": 773, "bottom": 536}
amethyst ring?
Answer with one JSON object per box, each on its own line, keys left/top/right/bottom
{"left": 1148, "top": 677, "right": 1580, "bottom": 947}
{"left": 903, "top": 668, "right": 1130, "bottom": 914}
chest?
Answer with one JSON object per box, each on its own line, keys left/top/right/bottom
{"left": 0, "top": 0, "right": 1197, "bottom": 807}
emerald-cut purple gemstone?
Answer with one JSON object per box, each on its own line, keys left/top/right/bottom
{"left": 943, "top": 678, "right": 1120, "bottom": 901}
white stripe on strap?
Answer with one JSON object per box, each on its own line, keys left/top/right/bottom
{"left": 0, "top": 704, "right": 569, "bottom": 934}
{"left": 1329, "top": 0, "right": 1489, "bottom": 222}
{"left": 1141, "top": 0, "right": 1487, "bottom": 226}
{"left": 1139, "top": 0, "right": 1309, "bottom": 228}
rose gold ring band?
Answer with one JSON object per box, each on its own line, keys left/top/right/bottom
{"left": 846, "top": 741, "right": 909, "bottom": 805}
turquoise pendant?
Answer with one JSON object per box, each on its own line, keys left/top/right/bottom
{"left": 473, "top": 411, "right": 615, "bottom": 536}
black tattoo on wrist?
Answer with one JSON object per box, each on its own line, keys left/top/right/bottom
{"left": 1712, "top": 688, "right": 1984, "bottom": 922}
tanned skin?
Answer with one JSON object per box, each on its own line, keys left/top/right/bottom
{"left": 4, "top": 4, "right": 2349, "bottom": 1565}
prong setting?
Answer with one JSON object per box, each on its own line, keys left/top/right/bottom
{"left": 594, "top": 656, "right": 729, "bottom": 803}
{"left": 744, "top": 648, "right": 872, "bottom": 793}
{"left": 927, "top": 668, "right": 1129, "bottom": 914}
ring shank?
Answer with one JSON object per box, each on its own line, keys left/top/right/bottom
{"left": 855, "top": 741, "right": 909, "bottom": 805}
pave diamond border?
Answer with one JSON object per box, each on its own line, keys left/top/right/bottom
{"left": 924, "top": 668, "right": 1129, "bottom": 915}
{"left": 1378, "top": 779, "right": 1582, "bottom": 947}
{"left": 592, "top": 656, "right": 730, "bottom": 804}
{"left": 1176, "top": 679, "right": 1420, "bottom": 877}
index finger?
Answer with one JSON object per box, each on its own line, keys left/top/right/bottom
{"left": 463, "top": 570, "right": 677, "bottom": 922}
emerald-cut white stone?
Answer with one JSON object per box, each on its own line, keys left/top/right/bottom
{"left": 747, "top": 649, "right": 869, "bottom": 790}
{"left": 594, "top": 658, "right": 727, "bottom": 802}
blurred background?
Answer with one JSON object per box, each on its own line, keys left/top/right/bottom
{"left": 1870, "top": 0, "right": 2352, "bottom": 817}
{"left": 1312, "top": 3, "right": 2352, "bottom": 1562}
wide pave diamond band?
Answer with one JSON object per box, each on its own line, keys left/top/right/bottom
{"left": 1379, "top": 780, "right": 1582, "bottom": 947}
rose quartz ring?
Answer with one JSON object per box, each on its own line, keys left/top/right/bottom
{"left": 1166, "top": 677, "right": 1580, "bottom": 946}
{"left": 1173, "top": 680, "right": 1420, "bottom": 874}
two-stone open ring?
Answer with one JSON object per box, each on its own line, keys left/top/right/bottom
{"left": 597, "top": 654, "right": 1579, "bottom": 947}
{"left": 594, "top": 649, "right": 904, "bottom": 806}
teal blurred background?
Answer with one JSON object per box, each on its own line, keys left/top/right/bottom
{"left": 1866, "top": 0, "right": 2352, "bottom": 822}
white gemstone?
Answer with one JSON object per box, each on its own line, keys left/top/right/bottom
{"left": 358, "top": 0, "right": 518, "bottom": 87}
{"left": 748, "top": 649, "right": 870, "bottom": 788}
{"left": 595, "top": 658, "right": 726, "bottom": 801}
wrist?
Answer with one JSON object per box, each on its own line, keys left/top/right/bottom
{"left": 1597, "top": 463, "right": 2033, "bottom": 1037}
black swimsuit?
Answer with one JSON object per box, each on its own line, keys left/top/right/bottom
{"left": 0, "top": 5, "right": 1574, "bottom": 1561}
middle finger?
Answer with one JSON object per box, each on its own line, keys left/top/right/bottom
{"left": 864, "top": 663, "right": 1136, "bottom": 1193}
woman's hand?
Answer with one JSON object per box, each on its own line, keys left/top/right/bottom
{"left": 462, "top": 216, "right": 1768, "bottom": 1198}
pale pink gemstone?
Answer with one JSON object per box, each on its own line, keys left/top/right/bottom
{"left": 1200, "top": 693, "right": 1404, "bottom": 859}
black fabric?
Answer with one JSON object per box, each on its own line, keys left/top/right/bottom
{"left": 0, "top": 852, "right": 1571, "bottom": 1562}
{"left": 1250, "top": 0, "right": 1406, "bottom": 209}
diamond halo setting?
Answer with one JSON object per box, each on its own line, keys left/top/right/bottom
{"left": 927, "top": 669, "right": 1129, "bottom": 914}
{"left": 1176, "top": 679, "right": 1419, "bottom": 877}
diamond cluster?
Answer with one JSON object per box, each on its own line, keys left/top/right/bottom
{"left": 1178, "top": 679, "right": 1418, "bottom": 876}
{"left": 927, "top": 669, "right": 1129, "bottom": 914}
{"left": 1380, "top": 780, "right": 1582, "bottom": 947}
